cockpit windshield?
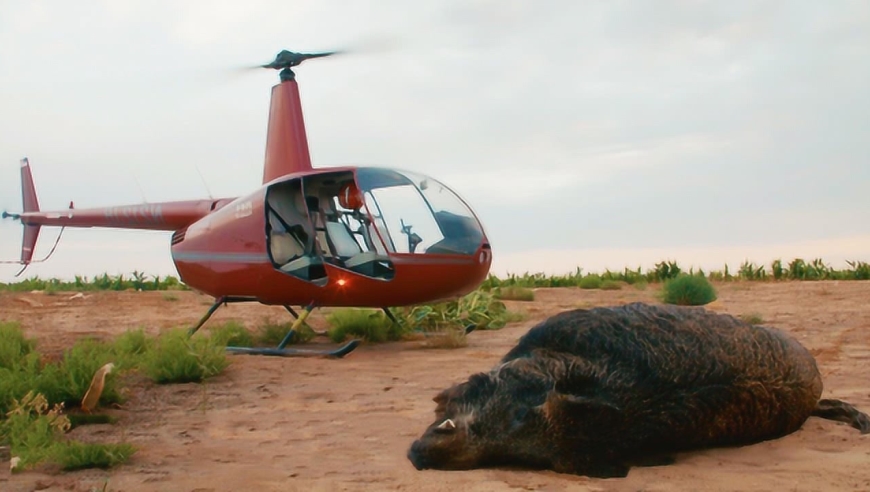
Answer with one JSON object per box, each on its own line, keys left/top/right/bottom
{"left": 265, "top": 168, "right": 485, "bottom": 284}
{"left": 356, "top": 168, "right": 485, "bottom": 256}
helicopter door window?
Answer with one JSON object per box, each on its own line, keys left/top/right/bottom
{"left": 362, "top": 191, "right": 394, "bottom": 254}
{"left": 265, "top": 181, "right": 326, "bottom": 284}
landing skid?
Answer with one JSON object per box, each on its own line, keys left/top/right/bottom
{"left": 225, "top": 339, "right": 360, "bottom": 358}
{"left": 188, "top": 297, "right": 361, "bottom": 359}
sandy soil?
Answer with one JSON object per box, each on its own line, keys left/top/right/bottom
{"left": 1, "top": 281, "right": 869, "bottom": 492}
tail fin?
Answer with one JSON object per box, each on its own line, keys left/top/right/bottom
{"left": 812, "top": 398, "right": 870, "bottom": 434}
{"left": 19, "top": 158, "right": 41, "bottom": 265}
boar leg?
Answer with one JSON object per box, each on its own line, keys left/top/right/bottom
{"left": 812, "top": 399, "right": 870, "bottom": 433}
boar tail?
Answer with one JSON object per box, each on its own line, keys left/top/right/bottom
{"left": 812, "top": 398, "right": 870, "bottom": 434}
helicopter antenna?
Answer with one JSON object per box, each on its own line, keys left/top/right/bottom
{"left": 131, "top": 172, "right": 148, "bottom": 203}
{"left": 195, "top": 165, "right": 214, "bottom": 200}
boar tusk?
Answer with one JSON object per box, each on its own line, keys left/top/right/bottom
{"left": 437, "top": 418, "right": 456, "bottom": 430}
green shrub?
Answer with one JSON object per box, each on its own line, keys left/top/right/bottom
{"left": 739, "top": 313, "right": 764, "bottom": 325}
{"left": 661, "top": 274, "right": 717, "bottom": 306}
{"left": 0, "top": 322, "right": 36, "bottom": 370}
{"left": 2, "top": 392, "right": 134, "bottom": 473}
{"left": 578, "top": 275, "right": 602, "bottom": 289}
{"left": 112, "top": 328, "right": 153, "bottom": 368}
{"left": 2, "top": 392, "right": 71, "bottom": 471}
{"left": 209, "top": 321, "right": 254, "bottom": 348}
{"left": 846, "top": 260, "right": 870, "bottom": 280}
{"left": 35, "top": 338, "right": 122, "bottom": 409}
{"left": 493, "top": 286, "right": 535, "bottom": 302}
{"left": 50, "top": 441, "right": 136, "bottom": 471}
{"left": 142, "top": 329, "right": 229, "bottom": 384}
{"left": 600, "top": 280, "right": 623, "bottom": 291}
{"left": 401, "top": 289, "right": 521, "bottom": 332}
{"left": 326, "top": 309, "right": 401, "bottom": 343}
{"left": 256, "top": 321, "right": 316, "bottom": 346}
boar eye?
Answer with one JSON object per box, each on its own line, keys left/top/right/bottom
{"left": 435, "top": 418, "right": 457, "bottom": 433}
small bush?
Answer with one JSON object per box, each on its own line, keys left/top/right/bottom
{"left": 2, "top": 392, "right": 135, "bottom": 473}
{"left": 739, "top": 313, "right": 765, "bottom": 325}
{"left": 399, "top": 289, "right": 524, "bottom": 333}
{"left": 494, "top": 286, "right": 535, "bottom": 302}
{"left": 0, "top": 322, "right": 36, "bottom": 369}
{"left": 326, "top": 309, "right": 401, "bottom": 343}
{"left": 0, "top": 354, "right": 42, "bottom": 416}
{"left": 209, "top": 321, "right": 254, "bottom": 347}
{"left": 600, "top": 280, "right": 623, "bottom": 291}
{"left": 112, "top": 328, "right": 153, "bottom": 368}
{"left": 256, "top": 320, "right": 316, "bottom": 346}
{"left": 2, "top": 392, "right": 71, "bottom": 471}
{"left": 419, "top": 327, "right": 468, "bottom": 349}
{"left": 142, "top": 329, "right": 229, "bottom": 384}
{"left": 578, "top": 275, "right": 602, "bottom": 289}
{"left": 35, "top": 338, "right": 122, "bottom": 409}
{"left": 50, "top": 441, "right": 136, "bottom": 471}
{"left": 661, "top": 274, "right": 717, "bottom": 306}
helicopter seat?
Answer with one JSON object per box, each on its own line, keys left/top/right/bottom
{"left": 324, "top": 220, "right": 393, "bottom": 279}
{"left": 269, "top": 231, "right": 304, "bottom": 264}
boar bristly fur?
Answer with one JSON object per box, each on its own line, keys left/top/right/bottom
{"left": 408, "top": 302, "right": 870, "bottom": 477}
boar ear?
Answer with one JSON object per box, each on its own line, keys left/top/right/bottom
{"left": 539, "top": 391, "right": 621, "bottom": 423}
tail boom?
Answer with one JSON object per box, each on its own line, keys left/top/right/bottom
{"left": 18, "top": 199, "right": 221, "bottom": 232}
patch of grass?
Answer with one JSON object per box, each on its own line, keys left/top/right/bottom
{"left": 578, "top": 275, "right": 602, "bottom": 290}
{"left": 660, "top": 274, "right": 717, "bottom": 306}
{"left": 0, "top": 271, "right": 188, "bottom": 292}
{"left": 208, "top": 321, "right": 254, "bottom": 348}
{"left": 495, "top": 286, "right": 535, "bottom": 302}
{"left": 600, "top": 280, "right": 623, "bottom": 291}
{"left": 2, "top": 392, "right": 70, "bottom": 472}
{"left": 50, "top": 441, "right": 136, "bottom": 471}
{"left": 0, "top": 322, "right": 36, "bottom": 370}
{"left": 419, "top": 327, "right": 468, "bottom": 349}
{"left": 400, "top": 289, "right": 520, "bottom": 332}
{"left": 255, "top": 320, "right": 316, "bottom": 346}
{"left": 326, "top": 309, "right": 402, "bottom": 343}
{"left": 35, "top": 338, "right": 122, "bottom": 409}
{"left": 161, "top": 292, "right": 179, "bottom": 302}
{"left": 142, "top": 329, "right": 229, "bottom": 384}
{"left": 494, "top": 286, "right": 535, "bottom": 302}
{"left": 739, "top": 313, "right": 765, "bottom": 325}
{"left": 2, "top": 392, "right": 135, "bottom": 473}
{"left": 67, "top": 414, "right": 117, "bottom": 428}
{"left": 111, "top": 328, "right": 153, "bottom": 369}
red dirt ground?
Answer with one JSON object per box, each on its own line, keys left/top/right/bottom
{"left": 1, "top": 281, "right": 869, "bottom": 491}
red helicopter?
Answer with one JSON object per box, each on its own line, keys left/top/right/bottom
{"left": 2, "top": 49, "right": 493, "bottom": 357}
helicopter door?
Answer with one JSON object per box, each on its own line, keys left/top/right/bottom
{"left": 264, "top": 172, "right": 396, "bottom": 282}
{"left": 264, "top": 179, "right": 327, "bottom": 285}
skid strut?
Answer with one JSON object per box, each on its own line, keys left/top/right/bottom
{"left": 188, "top": 296, "right": 254, "bottom": 336}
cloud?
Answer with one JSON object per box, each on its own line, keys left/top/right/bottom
{"left": 1, "top": 1, "right": 868, "bottom": 282}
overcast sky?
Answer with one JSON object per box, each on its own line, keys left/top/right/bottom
{"left": 1, "top": 0, "right": 868, "bottom": 283}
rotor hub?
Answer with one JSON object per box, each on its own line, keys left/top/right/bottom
{"left": 261, "top": 49, "right": 339, "bottom": 82}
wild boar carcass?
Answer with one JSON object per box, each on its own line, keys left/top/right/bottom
{"left": 408, "top": 302, "right": 870, "bottom": 477}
